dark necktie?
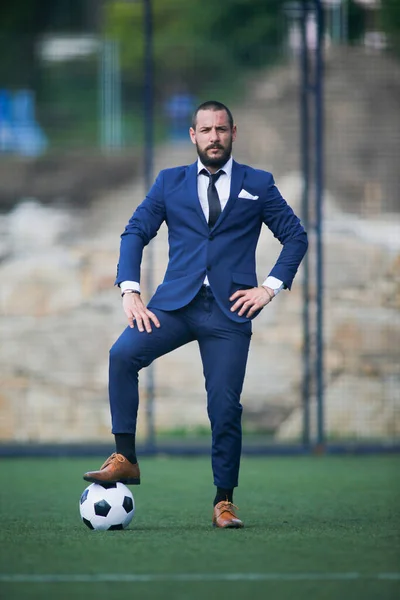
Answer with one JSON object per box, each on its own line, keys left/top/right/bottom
{"left": 201, "top": 169, "right": 224, "bottom": 228}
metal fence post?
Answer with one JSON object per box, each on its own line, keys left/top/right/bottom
{"left": 143, "top": 0, "right": 156, "bottom": 451}
{"left": 314, "top": 0, "right": 325, "bottom": 450}
{"left": 300, "top": 0, "right": 311, "bottom": 448}
{"left": 99, "top": 39, "right": 122, "bottom": 151}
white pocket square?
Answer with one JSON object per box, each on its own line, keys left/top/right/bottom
{"left": 238, "top": 189, "right": 259, "bottom": 200}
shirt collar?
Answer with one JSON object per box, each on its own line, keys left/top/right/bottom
{"left": 197, "top": 156, "right": 233, "bottom": 178}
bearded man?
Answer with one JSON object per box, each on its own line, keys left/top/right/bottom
{"left": 83, "top": 101, "right": 308, "bottom": 528}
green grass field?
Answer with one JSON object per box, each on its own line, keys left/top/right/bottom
{"left": 0, "top": 455, "right": 399, "bottom": 600}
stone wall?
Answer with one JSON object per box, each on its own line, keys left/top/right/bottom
{"left": 0, "top": 153, "right": 398, "bottom": 443}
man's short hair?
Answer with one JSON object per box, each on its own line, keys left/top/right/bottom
{"left": 191, "top": 101, "right": 234, "bottom": 130}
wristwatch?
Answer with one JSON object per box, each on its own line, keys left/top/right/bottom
{"left": 121, "top": 289, "right": 141, "bottom": 297}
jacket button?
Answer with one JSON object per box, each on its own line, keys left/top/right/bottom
{"left": 209, "top": 234, "right": 214, "bottom": 241}
{"left": 207, "top": 265, "right": 212, "bottom": 271}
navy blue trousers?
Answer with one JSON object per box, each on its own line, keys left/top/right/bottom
{"left": 108, "top": 286, "right": 252, "bottom": 489}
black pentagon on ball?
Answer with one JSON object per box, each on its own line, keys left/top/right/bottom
{"left": 80, "top": 489, "right": 89, "bottom": 504}
{"left": 82, "top": 517, "right": 94, "bottom": 530}
{"left": 108, "top": 524, "right": 124, "bottom": 531}
{"left": 122, "top": 496, "right": 134, "bottom": 513}
{"left": 94, "top": 499, "right": 112, "bottom": 517}
{"left": 98, "top": 482, "right": 117, "bottom": 490}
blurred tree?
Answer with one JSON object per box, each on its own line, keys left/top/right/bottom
{"left": 0, "top": 0, "right": 94, "bottom": 33}
{"left": 347, "top": 0, "right": 367, "bottom": 44}
{"left": 103, "top": 0, "right": 286, "bottom": 101}
{"left": 206, "top": 0, "right": 284, "bottom": 68}
{"left": 0, "top": 0, "right": 49, "bottom": 88}
{"left": 0, "top": 0, "right": 98, "bottom": 86}
{"left": 380, "top": 0, "right": 400, "bottom": 55}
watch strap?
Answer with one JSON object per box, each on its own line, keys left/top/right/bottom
{"left": 121, "top": 289, "right": 141, "bottom": 297}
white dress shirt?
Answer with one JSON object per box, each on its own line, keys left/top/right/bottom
{"left": 120, "top": 157, "right": 284, "bottom": 295}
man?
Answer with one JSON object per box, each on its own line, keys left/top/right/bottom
{"left": 84, "top": 101, "right": 308, "bottom": 528}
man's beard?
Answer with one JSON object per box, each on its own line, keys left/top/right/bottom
{"left": 196, "top": 139, "right": 232, "bottom": 169}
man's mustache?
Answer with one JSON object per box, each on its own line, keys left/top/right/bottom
{"left": 206, "top": 144, "right": 224, "bottom": 150}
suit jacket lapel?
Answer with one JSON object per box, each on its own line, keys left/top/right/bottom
{"left": 212, "top": 160, "right": 244, "bottom": 231}
{"left": 187, "top": 161, "right": 209, "bottom": 232}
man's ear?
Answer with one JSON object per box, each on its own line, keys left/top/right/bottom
{"left": 189, "top": 127, "right": 196, "bottom": 144}
{"left": 232, "top": 124, "right": 237, "bottom": 142}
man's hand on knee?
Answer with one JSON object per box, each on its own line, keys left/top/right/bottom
{"left": 122, "top": 293, "right": 161, "bottom": 332}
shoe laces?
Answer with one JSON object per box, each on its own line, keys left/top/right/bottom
{"left": 103, "top": 452, "right": 125, "bottom": 468}
{"left": 111, "top": 453, "right": 125, "bottom": 462}
{"left": 218, "top": 501, "right": 239, "bottom": 516}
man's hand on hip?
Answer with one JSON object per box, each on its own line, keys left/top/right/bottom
{"left": 229, "top": 286, "right": 274, "bottom": 318}
{"left": 122, "top": 293, "right": 160, "bottom": 333}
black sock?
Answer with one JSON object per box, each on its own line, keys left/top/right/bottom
{"left": 214, "top": 487, "right": 234, "bottom": 506}
{"left": 115, "top": 433, "right": 137, "bottom": 464}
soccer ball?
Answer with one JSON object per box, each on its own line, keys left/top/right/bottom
{"left": 79, "top": 482, "right": 135, "bottom": 531}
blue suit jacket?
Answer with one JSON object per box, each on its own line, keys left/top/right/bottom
{"left": 115, "top": 160, "right": 308, "bottom": 322}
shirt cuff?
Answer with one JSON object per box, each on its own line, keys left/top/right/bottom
{"left": 262, "top": 276, "right": 284, "bottom": 296}
{"left": 120, "top": 281, "right": 141, "bottom": 293}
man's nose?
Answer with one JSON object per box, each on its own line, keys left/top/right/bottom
{"left": 209, "top": 127, "right": 220, "bottom": 141}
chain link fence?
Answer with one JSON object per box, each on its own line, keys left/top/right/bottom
{"left": 0, "top": 1, "right": 399, "bottom": 455}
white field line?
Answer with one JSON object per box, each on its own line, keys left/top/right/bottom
{"left": 0, "top": 573, "right": 399, "bottom": 583}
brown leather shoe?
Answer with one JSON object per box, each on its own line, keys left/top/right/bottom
{"left": 83, "top": 453, "right": 140, "bottom": 485}
{"left": 212, "top": 501, "right": 244, "bottom": 528}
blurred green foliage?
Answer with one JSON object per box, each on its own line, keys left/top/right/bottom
{"left": 381, "top": 0, "right": 400, "bottom": 55}
{"left": 0, "top": 0, "right": 92, "bottom": 87}
{"left": 103, "top": 0, "right": 286, "bottom": 100}
{"left": 347, "top": 0, "right": 367, "bottom": 43}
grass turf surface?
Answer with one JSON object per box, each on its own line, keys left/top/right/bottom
{"left": 0, "top": 455, "right": 399, "bottom": 600}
